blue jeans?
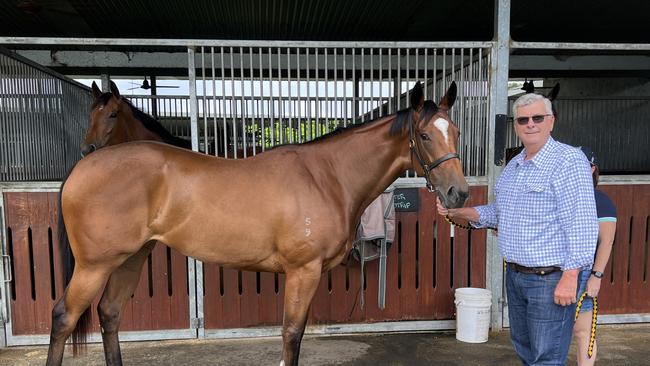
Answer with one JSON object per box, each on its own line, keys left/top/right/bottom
{"left": 576, "top": 269, "right": 594, "bottom": 312}
{"left": 506, "top": 267, "right": 577, "bottom": 365}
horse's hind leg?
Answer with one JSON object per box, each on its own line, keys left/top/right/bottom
{"left": 46, "top": 266, "right": 113, "bottom": 366}
{"left": 280, "top": 261, "right": 323, "bottom": 366}
{"left": 98, "top": 241, "right": 156, "bottom": 366}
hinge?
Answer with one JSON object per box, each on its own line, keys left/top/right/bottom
{"left": 191, "top": 317, "right": 204, "bottom": 329}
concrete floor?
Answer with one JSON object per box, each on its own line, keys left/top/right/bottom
{"left": 1, "top": 323, "right": 648, "bottom": 365}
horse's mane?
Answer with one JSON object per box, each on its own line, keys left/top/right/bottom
{"left": 93, "top": 93, "right": 191, "bottom": 148}
{"left": 292, "top": 100, "right": 439, "bottom": 148}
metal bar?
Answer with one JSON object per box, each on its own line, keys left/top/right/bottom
{"left": 352, "top": 48, "right": 357, "bottom": 124}
{"left": 511, "top": 41, "right": 650, "bottom": 51}
{"left": 249, "top": 46, "right": 255, "bottom": 155}
{"left": 221, "top": 47, "right": 227, "bottom": 158}
{"left": 211, "top": 47, "right": 218, "bottom": 156}
{"left": 268, "top": 47, "right": 275, "bottom": 147}
{"left": 324, "top": 48, "right": 329, "bottom": 131}
{"left": 487, "top": 0, "right": 511, "bottom": 331}
{"left": 314, "top": 48, "right": 321, "bottom": 137}
{"left": 205, "top": 320, "right": 457, "bottom": 340}
{"left": 423, "top": 48, "right": 428, "bottom": 100}
{"left": 5, "top": 329, "right": 197, "bottom": 347}
{"left": 388, "top": 48, "right": 392, "bottom": 114}
{"left": 297, "top": 48, "right": 303, "bottom": 143}
{"left": 287, "top": 47, "right": 292, "bottom": 143}
{"left": 468, "top": 48, "right": 475, "bottom": 176}
{"left": 259, "top": 47, "right": 265, "bottom": 152}
{"left": 370, "top": 48, "right": 374, "bottom": 120}
{"left": 306, "top": 48, "right": 312, "bottom": 140}
{"left": 334, "top": 48, "right": 341, "bottom": 127}
{"left": 240, "top": 47, "right": 247, "bottom": 157}
{"left": 0, "top": 37, "right": 495, "bottom": 49}
{"left": 433, "top": 48, "right": 437, "bottom": 101}
{"left": 230, "top": 47, "right": 237, "bottom": 157}
{"left": 379, "top": 48, "right": 383, "bottom": 117}
{"left": 187, "top": 47, "right": 199, "bottom": 152}
{"left": 277, "top": 47, "right": 284, "bottom": 144}
{"left": 201, "top": 47, "right": 208, "bottom": 154}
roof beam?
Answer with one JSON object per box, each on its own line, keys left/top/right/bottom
{"left": 14, "top": 50, "right": 650, "bottom": 76}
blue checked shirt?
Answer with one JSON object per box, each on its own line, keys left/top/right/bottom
{"left": 473, "top": 137, "right": 598, "bottom": 270}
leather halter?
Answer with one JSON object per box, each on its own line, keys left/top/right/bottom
{"left": 408, "top": 112, "right": 460, "bottom": 193}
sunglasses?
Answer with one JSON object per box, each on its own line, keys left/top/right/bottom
{"left": 515, "top": 114, "right": 551, "bottom": 125}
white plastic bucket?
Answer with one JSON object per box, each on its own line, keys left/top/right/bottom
{"left": 454, "top": 287, "right": 492, "bottom": 343}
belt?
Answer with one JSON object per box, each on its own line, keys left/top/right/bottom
{"left": 506, "top": 262, "right": 561, "bottom": 276}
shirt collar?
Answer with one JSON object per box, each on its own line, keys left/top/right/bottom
{"left": 518, "top": 137, "right": 557, "bottom": 168}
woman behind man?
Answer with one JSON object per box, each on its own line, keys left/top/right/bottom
{"left": 574, "top": 146, "right": 617, "bottom": 366}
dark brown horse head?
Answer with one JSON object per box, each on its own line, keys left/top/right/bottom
{"left": 409, "top": 81, "right": 469, "bottom": 208}
{"left": 81, "top": 81, "right": 135, "bottom": 156}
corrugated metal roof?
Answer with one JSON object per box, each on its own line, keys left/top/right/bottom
{"left": 1, "top": 0, "right": 492, "bottom": 41}
{"left": 3, "top": 1, "right": 650, "bottom": 43}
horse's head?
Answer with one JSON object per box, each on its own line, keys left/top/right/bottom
{"left": 409, "top": 81, "right": 469, "bottom": 209}
{"left": 81, "top": 81, "right": 131, "bottom": 156}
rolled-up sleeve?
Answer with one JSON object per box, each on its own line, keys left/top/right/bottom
{"left": 553, "top": 157, "right": 598, "bottom": 270}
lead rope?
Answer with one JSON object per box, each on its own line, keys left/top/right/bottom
{"left": 575, "top": 291, "right": 598, "bottom": 359}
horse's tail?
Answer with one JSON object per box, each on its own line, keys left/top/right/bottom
{"left": 58, "top": 169, "right": 91, "bottom": 357}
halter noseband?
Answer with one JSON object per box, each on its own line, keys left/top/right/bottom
{"left": 408, "top": 113, "right": 460, "bottom": 193}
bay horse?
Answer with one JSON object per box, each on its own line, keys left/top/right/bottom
{"left": 81, "top": 81, "right": 191, "bottom": 156}
{"left": 46, "top": 81, "right": 469, "bottom": 366}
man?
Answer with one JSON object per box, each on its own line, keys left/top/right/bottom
{"left": 438, "top": 93, "right": 598, "bottom": 365}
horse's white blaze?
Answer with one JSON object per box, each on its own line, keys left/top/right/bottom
{"left": 280, "top": 361, "right": 285, "bottom": 366}
{"left": 434, "top": 118, "right": 450, "bottom": 146}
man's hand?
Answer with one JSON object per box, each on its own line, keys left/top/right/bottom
{"left": 436, "top": 197, "right": 449, "bottom": 216}
{"left": 586, "top": 276, "right": 601, "bottom": 298}
{"left": 554, "top": 269, "right": 579, "bottom": 306}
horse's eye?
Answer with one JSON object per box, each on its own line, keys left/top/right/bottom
{"left": 109, "top": 111, "right": 118, "bottom": 118}
{"left": 419, "top": 133, "right": 430, "bottom": 141}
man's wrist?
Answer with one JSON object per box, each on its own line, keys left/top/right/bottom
{"left": 590, "top": 270, "right": 604, "bottom": 279}
{"left": 561, "top": 268, "right": 579, "bottom": 277}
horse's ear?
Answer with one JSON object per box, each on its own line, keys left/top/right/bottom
{"left": 547, "top": 83, "right": 560, "bottom": 101}
{"left": 91, "top": 81, "right": 102, "bottom": 99}
{"left": 410, "top": 81, "right": 424, "bottom": 111}
{"left": 439, "top": 81, "right": 457, "bottom": 110}
{"left": 109, "top": 80, "right": 121, "bottom": 99}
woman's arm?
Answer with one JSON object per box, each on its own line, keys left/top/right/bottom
{"left": 586, "top": 221, "right": 616, "bottom": 297}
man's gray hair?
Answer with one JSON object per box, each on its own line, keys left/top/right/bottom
{"left": 512, "top": 93, "right": 553, "bottom": 117}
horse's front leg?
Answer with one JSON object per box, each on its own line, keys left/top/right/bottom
{"left": 280, "top": 260, "right": 323, "bottom": 366}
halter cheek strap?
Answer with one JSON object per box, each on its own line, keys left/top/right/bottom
{"left": 408, "top": 115, "right": 460, "bottom": 192}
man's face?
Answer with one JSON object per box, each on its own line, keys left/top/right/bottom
{"left": 514, "top": 100, "right": 555, "bottom": 148}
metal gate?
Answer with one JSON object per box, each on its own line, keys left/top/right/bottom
{"left": 0, "top": 47, "right": 89, "bottom": 182}
{"left": 185, "top": 43, "right": 494, "bottom": 336}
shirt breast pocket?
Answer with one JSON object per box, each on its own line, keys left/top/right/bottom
{"left": 521, "top": 183, "right": 555, "bottom": 220}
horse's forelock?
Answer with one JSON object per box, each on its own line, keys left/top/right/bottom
{"left": 391, "top": 101, "right": 439, "bottom": 136}
{"left": 91, "top": 92, "right": 113, "bottom": 110}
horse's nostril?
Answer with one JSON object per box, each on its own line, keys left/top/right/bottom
{"left": 448, "top": 186, "right": 457, "bottom": 197}
{"left": 448, "top": 186, "right": 470, "bottom": 204}
{"left": 80, "top": 144, "right": 97, "bottom": 158}
{"left": 459, "top": 190, "right": 469, "bottom": 201}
